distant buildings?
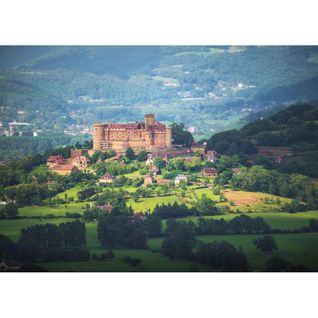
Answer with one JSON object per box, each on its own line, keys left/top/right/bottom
{"left": 47, "top": 155, "right": 66, "bottom": 168}
{"left": 144, "top": 174, "right": 154, "bottom": 185}
{"left": 202, "top": 167, "right": 218, "bottom": 177}
{"left": 99, "top": 173, "right": 114, "bottom": 184}
{"left": 206, "top": 150, "right": 218, "bottom": 163}
{"left": 150, "top": 165, "right": 160, "bottom": 175}
{"left": 72, "top": 156, "right": 90, "bottom": 169}
{"left": 175, "top": 174, "right": 188, "bottom": 186}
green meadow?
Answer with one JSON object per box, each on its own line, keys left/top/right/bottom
{"left": 0, "top": 218, "right": 75, "bottom": 242}
{"left": 177, "top": 211, "right": 318, "bottom": 230}
{"left": 19, "top": 202, "right": 88, "bottom": 217}
{"left": 147, "top": 233, "right": 318, "bottom": 271}
{"left": 1, "top": 210, "right": 318, "bottom": 271}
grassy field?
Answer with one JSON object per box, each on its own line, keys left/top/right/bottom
{"left": 147, "top": 232, "right": 318, "bottom": 271}
{"left": 41, "top": 222, "right": 206, "bottom": 272}
{"left": 221, "top": 190, "right": 290, "bottom": 213}
{"left": 40, "top": 249, "right": 206, "bottom": 272}
{"left": 0, "top": 218, "right": 75, "bottom": 241}
{"left": 177, "top": 211, "right": 318, "bottom": 230}
{"left": 54, "top": 185, "right": 84, "bottom": 200}
{"left": 2, "top": 211, "right": 318, "bottom": 271}
{"left": 126, "top": 187, "right": 220, "bottom": 212}
{"left": 19, "top": 202, "right": 88, "bottom": 217}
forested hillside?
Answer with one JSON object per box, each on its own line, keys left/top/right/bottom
{"left": 207, "top": 104, "right": 318, "bottom": 177}
{"left": 1, "top": 46, "right": 318, "bottom": 159}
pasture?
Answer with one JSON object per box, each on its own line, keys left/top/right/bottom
{"left": 19, "top": 202, "right": 88, "bottom": 217}
{"left": 147, "top": 232, "right": 318, "bottom": 271}
{"left": 177, "top": 211, "right": 318, "bottom": 230}
{"left": 0, "top": 218, "right": 75, "bottom": 242}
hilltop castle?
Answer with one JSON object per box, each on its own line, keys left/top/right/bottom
{"left": 92, "top": 114, "right": 172, "bottom": 153}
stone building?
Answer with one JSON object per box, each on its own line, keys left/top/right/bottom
{"left": 92, "top": 114, "right": 172, "bottom": 153}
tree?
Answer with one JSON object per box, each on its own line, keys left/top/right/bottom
{"left": 171, "top": 123, "right": 193, "bottom": 147}
{"left": 145, "top": 213, "right": 162, "bottom": 237}
{"left": 196, "top": 194, "right": 217, "bottom": 215}
{"left": 265, "top": 256, "right": 291, "bottom": 272}
{"left": 308, "top": 218, "right": 318, "bottom": 232}
{"left": 125, "top": 147, "right": 136, "bottom": 160}
{"left": 0, "top": 202, "right": 19, "bottom": 219}
{"left": 253, "top": 235, "right": 277, "bottom": 253}
{"left": 195, "top": 241, "right": 248, "bottom": 271}
{"left": 153, "top": 156, "right": 165, "bottom": 169}
{"left": 161, "top": 221, "right": 196, "bottom": 259}
{"left": 97, "top": 210, "right": 147, "bottom": 249}
{"left": 136, "top": 150, "right": 148, "bottom": 162}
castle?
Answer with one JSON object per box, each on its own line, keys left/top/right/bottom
{"left": 92, "top": 114, "right": 172, "bottom": 153}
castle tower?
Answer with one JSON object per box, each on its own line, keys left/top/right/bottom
{"left": 145, "top": 114, "right": 155, "bottom": 130}
{"left": 166, "top": 127, "right": 172, "bottom": 148}
{"left": 92, "top": 124, "right": 104, "bottom": 150}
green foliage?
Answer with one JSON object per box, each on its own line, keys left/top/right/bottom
{"left": 161, "top": 221, "right": 196, "bottom": 259}
{"left": 97, "top": 209, "right": 147, "bottom": 249}
{"left": 231, "top": 166, "right": 318, "bottom": 209}
{"left": 171, "top": 123, "right": 193, "bottom": 147}
{"left": 136, "top": 150, "right": 148, "bottom": 162}
{"left": 195, "top": 241, "right": 248, "bottom": 271}
{"left": 0, "top": 202, "right": 19, "bottom": 219}
{"left": 125, "top": 147, "right": 136, "bottom": 160}
{"left": 153, "top": 156, "right": 165, "bottom": 169}
{"left": 253, "top": 235, "right": 278, "bottom": 253}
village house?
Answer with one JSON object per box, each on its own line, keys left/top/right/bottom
{"left": 71, "top": 149, "right": 88, "bottom": 159}
{"left": 72, "top": 156, "right": 90, "bottom": 169}
{"left": 150, "top": 165, "right": 160, "bottom": 175}
{"left": 51, "top": 164, "right": 78, "bottom": 176}
{"left": 190, "top": 141, "right": 206, "bottom": 155}
{"left": 202, "top": 167, "right": 218, "bottom": 177}
{"left": 206, "top": 150, "right": 218, "bottom": 163}
{"left": 112, "top": 154, "right": 122, "bottom": 162}
{"left": 144, "top": 174, "right": 154, "bottom": 185}
{"left": 232, "top": 167, "right": 241, "bottom": 174}
{"left": 46, "top": 155, "right": 65, "bottom": 167}
{"left": 175, "top": 174, "right": 188, "bottom": 186}
{"left": 157, "top": 178, "right": 171, "bottom": 185}
{"left": 132, "top": 212, "right": 146, "bottom": 222}
{"left": 275, "top": 156, "right": 284, "bottom": 164}
{"left": 146, "top": 152, "right": 154, "bottom": 165}
{"left": 97, "top": 203, "right": 113, "bottom": 213}
{"left": 99, "top": 173, "right": 114, "bottom": 184}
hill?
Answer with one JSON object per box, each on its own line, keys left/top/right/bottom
{"left": 206, "top": 103, "right": 318, "bottom": 177}
{"left": 1, "top": 46, "right": 318, "bottom": 159}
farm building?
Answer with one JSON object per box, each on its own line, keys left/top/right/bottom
{"left": 99, "top": 173, "right": 114, "bottom": 184}
{"left": 175, "top": 174, "right": 188, "bottom": 186}
{"left": 144, "top": 174, "right": 154, "bottom": 185}
{"left": 202, "top": 167, "right": 218, "bottom": 176}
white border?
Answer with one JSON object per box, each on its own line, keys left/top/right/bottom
{"left": 1, "top": 0, "right": 318, "bottom": 317}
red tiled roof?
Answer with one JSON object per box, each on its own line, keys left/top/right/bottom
{"left": 202, "top": 168, "right": 218, "bottom": 173}
{"left": 101, "top": 173, "right": 113, "bottom": 179}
